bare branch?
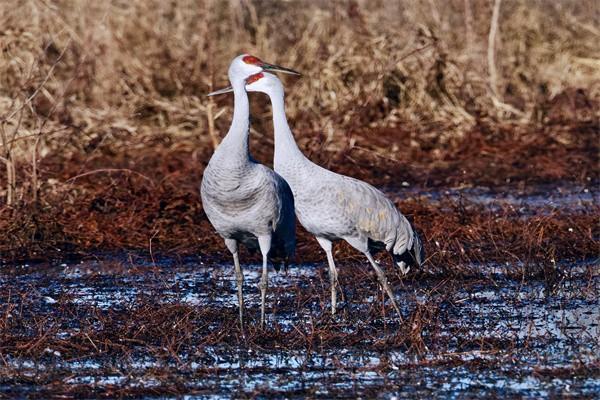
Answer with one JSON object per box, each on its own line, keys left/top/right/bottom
{"left": 66, "top": 169, "right": 156, "bottom": 186}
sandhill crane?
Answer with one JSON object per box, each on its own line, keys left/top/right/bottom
{"left": 216, "top": 71, "right": 424, "bottom": 318}
{"left": 200, "top": 55, "right": 300, "bottom": 329}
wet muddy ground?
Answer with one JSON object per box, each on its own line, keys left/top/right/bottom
{"left": 1, "top": 186, "right": 598, "bottom": 398}
{"left": 0, "top": 257, "right": 598, "bottom": 398}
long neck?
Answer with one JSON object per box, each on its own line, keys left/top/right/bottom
{"left": 218, "top": 79, "right": 250, "bottom": 159}
{"left": 271, "top": 91, "right": 303, "bottom": 164}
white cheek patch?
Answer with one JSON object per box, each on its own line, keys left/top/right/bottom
{"left": 397, "top": 261, "right": 410, "bottom": 275}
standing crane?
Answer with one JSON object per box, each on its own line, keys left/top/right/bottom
{"left": 201, "top": 55, "right": 300, "bottom": 329}
{"left": 215, "top": 71, "right": 424, "bottom": 317}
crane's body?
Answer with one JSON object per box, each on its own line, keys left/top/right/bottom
{"left": 245, "top": 72, "right": 424, "bottom": 316}
{"left": 201, "top": 144, "right": 295, "bottom": 259}
{"left": 278, "top": 159, "right": 417, "bottom": 260}
{"left": 200, "top": 56, "right": 298, "bottom": 329}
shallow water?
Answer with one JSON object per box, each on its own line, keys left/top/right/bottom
{"left": 396, "top": 183, "right": 599, "bottom": 214}
{"left": 1, "top": 256, "right": 598, "bottom": 398}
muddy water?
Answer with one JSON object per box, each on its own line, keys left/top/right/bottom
{"left": 396, "top": 183, "right": 598, "bottom": 213}
{"left": 1, "top": 186, "right": 598, "bottom": 398}
{"left": 1, "top": 256, "right": 598, "bottom": 398}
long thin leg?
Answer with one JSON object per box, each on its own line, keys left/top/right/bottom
{"left": 225, "top": 238, "right": 244, "bottom": 329}
{"left": 258, "top": 235, "right": 272, "bottom": 329}
{"left": 364, "top": 251, "right": 402, "bottom": 320}
{"left": 316, "top": 237, "right": 340, "bottom": 315}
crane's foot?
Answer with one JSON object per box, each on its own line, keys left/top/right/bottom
{"left": 387, "top": 294, "right": 403, "bottom": 321}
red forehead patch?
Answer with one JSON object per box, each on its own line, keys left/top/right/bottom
{"left": 246, "top": 72, "right": 264, "bottom": 84}
{"left": 242, "top": 55, "right": 262, "bottom": 65}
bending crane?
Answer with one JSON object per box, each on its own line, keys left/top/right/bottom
{"left": 243, "top": 72, "right": 425, "bottom": 317}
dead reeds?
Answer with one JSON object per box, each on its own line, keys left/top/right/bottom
{"left": 0, "top": 1, "right": 597, "bottom": 266}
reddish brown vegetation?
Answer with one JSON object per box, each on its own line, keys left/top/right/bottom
{"left": 1, "top": 0, "right": 598, "bottom": 269}
{"left": 1, "top": 120, "right": 597, "bottom": 270}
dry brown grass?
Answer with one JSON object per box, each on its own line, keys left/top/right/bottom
{"left": 0, "top": 0, "right": 598, "bottom": 262}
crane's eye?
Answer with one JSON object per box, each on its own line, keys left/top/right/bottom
{"left": 242, "top": 55, "right": 262, "bottom": 65}
{"left": 246, "top": 72, "right": 264, "bottom": 84}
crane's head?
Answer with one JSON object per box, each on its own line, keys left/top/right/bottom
{"left": 244, "top": 72, "right": 284, "bottom": 96}
{"left": 208, "top": 54, "right": 300, "bottom": 96}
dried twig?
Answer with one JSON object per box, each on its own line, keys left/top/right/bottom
{"left": 487, "top": 0, "right": 502, "bottom": 100}
{"left": 487, "top": 0, "right": 525, "bottom": 118}
{"left": 65, "top": 168, "right": 156, "bottom": 186}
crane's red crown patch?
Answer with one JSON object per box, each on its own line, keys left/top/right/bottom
{"left": 242, "top": 55, "right": 262, "bottom": 65}
{"left": 246, "top": 72, "right": 264, "bottom": 84}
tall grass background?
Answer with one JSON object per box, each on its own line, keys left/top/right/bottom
{"left": 0, "top": 0, "right": 598, "bottom": 219}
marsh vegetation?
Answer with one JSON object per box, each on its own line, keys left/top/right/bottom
{"left": 0, "top": 0, "right": 598, "bottom": 397}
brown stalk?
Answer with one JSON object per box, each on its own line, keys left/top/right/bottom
{"left": 487, "top": 0, "right": 502, "bottom": 101}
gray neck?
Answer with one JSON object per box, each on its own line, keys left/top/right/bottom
{"left": 271, "top": 91, "right": 303, "bottom": 166}
{"left": 216, "top": 79, "right": 250, "bottom": 160}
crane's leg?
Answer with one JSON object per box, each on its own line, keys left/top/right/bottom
{"left": 225, "top": 238, "right": 244, "bottom": 329}
{"left": 344, "top": 235, "right": 402, "bottom": 321}
{"left": 364, "top": 251, "right": 402, "bottom": 320}
{"left": 316, "top": 237, "right": 340, "bottom": 315}
{"left": 258, "top": 235, "right": 272, "bottom": 329}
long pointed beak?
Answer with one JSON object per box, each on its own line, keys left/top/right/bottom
{"left": 207, "top": 86, "right": 234, "bottom": 96}
{"left": 261, "top": 62, "right": 301, "bottom": 76}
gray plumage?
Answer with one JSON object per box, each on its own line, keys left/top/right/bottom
{"left": 281, "top": 158, "right": 423, "bottom": 267}
{"left": 201, "top": 155, "right": 295, "bottom": 263}
{"left": 245, "top": 72, "right": 423, "bottom": 317}
{"left": 200, "top": 57, "right": 296, "bottom": 329}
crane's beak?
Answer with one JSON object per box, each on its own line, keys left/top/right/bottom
{"left": 207, "top": 86, "right": 234, "bottom": 96}
{"left": 260, "top": 62, "right": 301, "bottom": 76}
{"left": 206, "top": 60, "right": 299, "bottom": 96}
